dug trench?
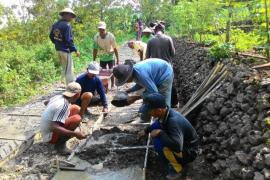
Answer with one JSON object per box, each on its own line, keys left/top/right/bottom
{"left": 2, "top": 40, "right": 270, "bottom": 180}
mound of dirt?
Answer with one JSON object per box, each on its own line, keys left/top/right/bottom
{"left": 172, "top": 39, "right": 211, "bottom": 105}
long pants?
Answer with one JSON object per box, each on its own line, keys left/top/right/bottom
{"left": 150, "top": 121, "right": 198, "bottom": 174}
{"left": 49, "top": 105, "right": 81, "bottom": 144}
{"left": 57, "top": 51, "right": 74, "bottom": 84}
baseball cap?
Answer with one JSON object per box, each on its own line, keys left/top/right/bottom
{"left": 142, "top": 27, "right": 153, "bottom": 33}
{"left": 62, "top": 82, "right": 81, "bottom": 97}
{"left": 98, "top": 21, "right": 106, "bottom": 29}
{"left": 87, "top": 62, "right": 100, "bottom": 75}
{"left": 139, "top": 93, "right": 167, "bottom": 113}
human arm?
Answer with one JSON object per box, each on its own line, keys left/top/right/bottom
{"left": 168, "top": 37, "right": 175, "bottom": 58}
{"left": 127, "top": 95, "right": 141, "bottom": 105}
{"left": 65, "top": 25, "right": 78, "bottom": 54}
{"left": 111, "top": 34, "right": 119, "bottom": 64}
{"left": 139, "top": 50, "right": 143, "bottom": 61}
{"left": 93, "top": 49, "right": 98, "bottom": 61}
{"left": 96, "top": 78, "right": 108, "bottom": 109}
{"left": 51, "top": 122, "right": 86, "bottom": 140}
{"left": 114, "top": 48, "right": 119, "bottom": 65}
{"left": 126, "top": 84, "right": 144, "bottom": 94}
{"left": 145, "top": 41, "right": 151, "bottom": 59}
{"left": 49, "top": 27, "right": 55, "bottom": 44}
{"left": 159, "top": 125, "right": 183, "bottom": 152}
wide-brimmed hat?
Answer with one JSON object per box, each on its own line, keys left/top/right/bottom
{"left": 87, "top": 62, "right": 100, "bottom": 75}
{"left": 98, "top": 21, "right": 106, "bottom": 29}
{"left": 139, "top": 93, "right": 167, "bottom": 113}
{"left": 62, "top": 82, "right": 81, "bottom": 97}
{"left": 142, "top": 27, "right": 153, "bottom": 33}
{"left": 59, "top": 8, "right": 76, "bottom": 18}
{"left": 113, "top": 64, "right": 133, "bottom": 86}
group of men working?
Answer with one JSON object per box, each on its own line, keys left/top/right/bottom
{"left": 44, "top": 8, "right": 198, "bottom": 180}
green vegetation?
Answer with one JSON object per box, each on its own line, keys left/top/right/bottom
{"left": 0, "top": 0, "right": 269, "bottom": 106}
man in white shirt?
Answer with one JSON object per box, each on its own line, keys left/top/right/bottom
{"left": 93, "top": 21, "right": 119, "bottom": 87}
{"left": 40, "top": 82, "right": 86, "bottom": 154}
{"left": 128, "top": 40, "right": 147, "bottom": 61}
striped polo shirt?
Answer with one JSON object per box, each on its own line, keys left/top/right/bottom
{"left": 40, "top": 95, "right": 70, "bottom": 142}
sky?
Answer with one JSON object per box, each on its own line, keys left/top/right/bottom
{"left": 1, "top": 0, "right": 21, "bottom": 7}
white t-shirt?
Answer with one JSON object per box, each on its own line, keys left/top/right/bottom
{"left": 94, "top": 32, "right": 117, "bottom": 54}
{"left": 40, "top": 95, "right": 70, "bottom": 142}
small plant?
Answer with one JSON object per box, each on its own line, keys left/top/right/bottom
{"left": 208, "top": 43, "right": 234, "bottom": 61}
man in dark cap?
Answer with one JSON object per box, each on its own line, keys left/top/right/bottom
{"left": 113, "top": 58, "right": 173, "bottom": 122}
{"left": 138, "top": 93, "right": 199, "bottom": 180}
{"left": 49, "top": 8, "right": 80, "bottom": 85}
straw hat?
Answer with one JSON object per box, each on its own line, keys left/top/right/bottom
{"left": 142, "top": 27, "right": 153, "bottom": 33}
{"left": 59, "top": 8, "right": 76, "bottom": 18}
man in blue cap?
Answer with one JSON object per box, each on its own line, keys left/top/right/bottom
{"left": 138, "top": 93, "right": 199, "bottom": 180}
{"left": 75, "top": 62, "right": 108, "bottom": 120}
{"left": 112, "top": 58, "right": 173, "bottom": 123}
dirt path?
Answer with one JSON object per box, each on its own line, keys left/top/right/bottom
{"left": 0, "top": 43, "right": 148, "bottom": 180}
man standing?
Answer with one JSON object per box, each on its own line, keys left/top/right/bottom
{"left": 49, "top": 8, "right": 80, "bottom": 84}
{"left": 93, "top": 21, "right": 119, "bottom": 87}
{"left": 141, "top": 27, "right": 154, "bottom": 44}
{"left": 75, "top": 63, "right": 108, "bottom": 120}
{"left": 113, "top": 58, "right": 173, "bottom": 122}
{"left": 146, "top": 23, "right": 175, "bottom": 63}
{"left": 138, "top": 93, "right": 198, "bottom": 180}
{"left": 146, "top": 23, "right": 178, "bottom": 108}
{"left": 40, "top": 82, "right": 86, "bottom": 154}
{"left": 127, "top": 40, "right": 147, "bottom": 61}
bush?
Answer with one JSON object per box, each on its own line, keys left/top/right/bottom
{"left": 208, "top": 43, "right": 234, "bottom": 61}
{"left": 0, "top": 41, "right": 59, "bottom": 106}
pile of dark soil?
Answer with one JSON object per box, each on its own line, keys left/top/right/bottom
{"left": 172, "top": 39, "right": 211, "bottom": 105}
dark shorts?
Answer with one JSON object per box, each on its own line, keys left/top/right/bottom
{"left": 100, "top": 60, "right": 114, "bottom": 69}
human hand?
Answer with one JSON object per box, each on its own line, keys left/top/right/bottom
{"left": 75, "top": 51, "right": 80, "bottom": 57}
{"left": 127, "top": 96, "right": 139, "bottom": 105}
{"left": 150, "top": 129, "right": 161, "bottom": 137}
{"left": 74, "top": 131, "right": 87, "bottom": 140}
{"left": 102, "top": 107, "right": 108, "bottom": 117}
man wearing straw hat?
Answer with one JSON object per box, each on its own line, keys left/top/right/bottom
{"left": 141, "top": 27, "right": 154, "bottom": 44}
{"left": 41, "top": 82, "right": 86, "bottom": 154}
{"left": 49, "top": 8, "right": 80, "bottom": 85}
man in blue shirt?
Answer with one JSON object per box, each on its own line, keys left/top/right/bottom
{"left": 75, "top": 63, "right": 108, "bottom": 119}
{"left": 49, "top": 8, "right": 80, "bottom": 84}
{"left": 138, "top": 93, "right": 198, "bottom": 179}
{"left": 113, "top": 58, "right": 173, "bottom": 122}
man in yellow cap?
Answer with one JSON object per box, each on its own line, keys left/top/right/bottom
{"left": 49, "top": 8, "right": 80, "bottom": 85}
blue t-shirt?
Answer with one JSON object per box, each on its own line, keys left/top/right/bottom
{"left": 49, "top": 20, "right": 77, "bottom": 53}
{"left": 75, "top": 73, "right": 108, "bottom": 107}
{"left": 130, "top": 58, "right": 173, "bottom": 94}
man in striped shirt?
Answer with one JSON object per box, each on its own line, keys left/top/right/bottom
{"left": 40, "top": 82, "right": 86, "bottom": 154}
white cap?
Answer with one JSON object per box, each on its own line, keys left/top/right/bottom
{"left": 98, "top": 21, "right": 106, "bottom": 29}
{"left": 87, "top": 62, "right": 100, "bottom": 75}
